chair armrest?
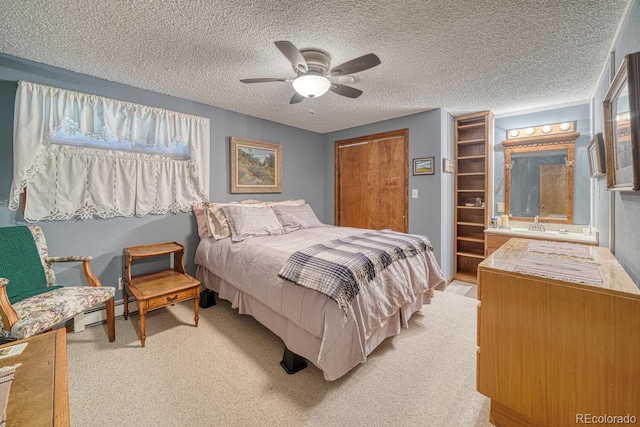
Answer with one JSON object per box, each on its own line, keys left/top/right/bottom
{"left": 44, "top": 256, "right": 102, "bottom": 288}
{"left": 44, "top": 256, "right": 92, "bottom": 263}
{"left": 0, "top": 280, "right": 18, "bottom": 332}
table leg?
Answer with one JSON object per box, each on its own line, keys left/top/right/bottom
{"left": 194, "top": 289, "right": 200, "bottom": 327}
{"left": 123, "top": 289, "right": 129, "bottom": 320}
{"left": 139, "top": 301, "right": 147, "bottom": 347}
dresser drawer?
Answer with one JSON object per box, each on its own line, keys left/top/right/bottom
{"left": 147, "top": 287, "right": 197, "bottom": 311}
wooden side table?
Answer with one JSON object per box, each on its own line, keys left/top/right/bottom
{"left": 122, "top": 242, "right": 200, "bottom": 347}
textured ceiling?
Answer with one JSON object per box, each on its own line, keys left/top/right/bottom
{"left": 0, "top": 0, "right": 630, "bottom": 133}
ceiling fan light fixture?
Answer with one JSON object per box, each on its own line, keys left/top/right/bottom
{"left": 292, "top": 72, "right": 331, "bottom": 98}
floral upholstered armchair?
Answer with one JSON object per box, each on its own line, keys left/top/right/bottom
{"left": 0, "top": 226, "right": 115, "bottom": 341}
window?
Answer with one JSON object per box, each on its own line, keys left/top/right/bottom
{"left": 9, "top": 81, "right": 210, "bottom": 221}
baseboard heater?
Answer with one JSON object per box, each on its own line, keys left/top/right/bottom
{"left": 73, "top": 298, "right": 138, "bottom": 333}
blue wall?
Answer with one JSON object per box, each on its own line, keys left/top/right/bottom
{"left": 493, "top": 103, "right": 592, "bottom": 225}
{"left": 0, "top": 53, "right": 454, "bottom": 295}
{"left": 593, "top": 0, "right": 640, "bottom": 286}
{"left": 591, "top": 64, "right": 613, "bottom": 248}
{"left": 7, "top": 8, "right": 634, "bottom": 292}
{"left": 322, "top": 109, "right": 453, "bottom": 279}
{"left": 0, "top": 54, "right": 325, "bottom": 298}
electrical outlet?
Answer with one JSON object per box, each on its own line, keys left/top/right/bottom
{"left": 118, "top": 278, "right": 124, "bottom": 290}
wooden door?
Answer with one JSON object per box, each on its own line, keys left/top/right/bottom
{"left": 337, "top": 141, "right": 370, "bottom": 229}
{"left": 539, "top": 164, "right": 567, "bottom": 218}
{"left": 335, "top": 129, "right": 408, "bottom": 232}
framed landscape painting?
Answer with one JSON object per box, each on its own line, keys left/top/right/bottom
{"left": 413, "top": 157, "right": 435, "bottom": 175}
{"left": 230, "top": 137, "right": 282, "bottom": 193}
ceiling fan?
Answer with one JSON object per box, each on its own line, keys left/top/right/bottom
{"left": 241, "top": 41, "right": 381, "bottom": 104}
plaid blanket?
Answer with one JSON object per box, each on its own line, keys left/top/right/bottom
{"left": 277, "top": 230, "right": 433, "bottom": 312}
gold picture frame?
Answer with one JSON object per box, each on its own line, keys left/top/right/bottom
{"left": 230, "top": 137, "right": 282, "bottom": 193}
{"left": 603, "top": 51, "right": 640, "bottom": 191}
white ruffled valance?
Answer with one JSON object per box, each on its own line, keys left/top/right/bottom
{"left": 9, "top": 81, "right": 210, "bottom": 222}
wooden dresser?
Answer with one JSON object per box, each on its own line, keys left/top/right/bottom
{"left": 485, "top": 229, "right": 597, "bottom": 257}
{"left": 477, "top": 238, "right": 640, "bottom": 427}
{"left": 0, "top": 329, "right": 69, "bottom": 426}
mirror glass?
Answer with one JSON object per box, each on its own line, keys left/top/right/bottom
{"left": 504, "top": 135, "right": 576, "bottom": 224}
{"left": 613, "top": 85, "right": 631, "bottom": 183}
{"left": 603, "top": 51, "right": 640, "bottom": 191}
{"left": 508, "top": 149, "right": 569, "bottom": 220}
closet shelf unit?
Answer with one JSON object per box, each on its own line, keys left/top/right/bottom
{"left": 453, "top": 111, "right": 493, "bottom": 284}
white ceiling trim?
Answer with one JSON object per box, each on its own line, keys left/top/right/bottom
{"left": 493, "top": 99, "right": 592, "bottom": 119}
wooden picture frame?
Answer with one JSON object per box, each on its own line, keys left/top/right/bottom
{"left": 230, "top": 137, "right": 282, "bottom": 193}
{"left": 587, "top": 133, "right": 606, "bottom": 177}
{"left": 603, "top": 51, "right": 640, "bottom": 191}
{"left": 413, "top": 157, "right": 434, "bottom": 175}
{"left": 442, "top": 158, "right": 455, "bottom": 173}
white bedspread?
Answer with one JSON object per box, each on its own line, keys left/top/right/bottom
{"left": 195, "top": 225, "right": 445, "bottom": 380}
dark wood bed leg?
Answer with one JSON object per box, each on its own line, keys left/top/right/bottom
{"left": 280, "top": 346, "right": 308, "bottom": 374}
{"left": 199, "top": 290, "right": 216, "bottom": 308}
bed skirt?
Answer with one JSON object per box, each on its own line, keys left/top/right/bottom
{"left": 196, "top": 265, "right": 433, "bottom": 381}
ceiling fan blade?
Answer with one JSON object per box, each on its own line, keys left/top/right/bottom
{"left": 275, "top": 41, "right": 308, "bottom": 73}
{"left": 330, "top": 53, "right": 381, "bottom": 76}
{"left": 290, "top": 93, "right": 304, "bottom": 104}
{"left": 240, "top": 78, "right": 289, "bottom": 83}
{"left": 329, "top": 83, "right": 363, "bottom": 99}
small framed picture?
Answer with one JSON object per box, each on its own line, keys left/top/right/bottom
{"left": 413, "top": 157, "right": 435, "bottom": 175}
{"left": 587, "top": 133, "right": 606, "bottom": 178}
{"left": 443, "top": 158, "right": 455, "bottom": 173}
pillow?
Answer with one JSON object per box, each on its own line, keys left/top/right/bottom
{"left": 222, "top": 205, "right": 285, "bottom": 242}
{"left": 239, "top": 199, "right": 261, "bottom": 204}
{"left": 272, "top": 203, "right": 324, "bottom": 232}
{"left": 264, "top": 199, "right": 305, "bottom": 207}
{"left": 203, "top": 202, "right": 267, "bottom": 240}
{"left": 192, "top": 203, "right": 209, "bottom": 239}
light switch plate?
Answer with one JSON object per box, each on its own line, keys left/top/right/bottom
{"left": 411, "top": 189, "right": 418, "bottom": 198}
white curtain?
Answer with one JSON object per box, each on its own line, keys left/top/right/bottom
{"left": 9, "top": 81, "right": 210, "bottom": 222}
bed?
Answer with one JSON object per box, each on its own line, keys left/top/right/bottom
{"left": 193, "top": 202, "right": 445, "bottom": 381}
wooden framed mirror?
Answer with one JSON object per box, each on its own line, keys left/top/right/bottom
{"left": 503, "top": 131, "right": 579, "bottom": 224}
{"left": 603, "top": 51, "right": 640, "bottom": 191}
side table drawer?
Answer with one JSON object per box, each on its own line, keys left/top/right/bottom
{"left": 147, "top": 287, "right": 197, "bottom": 311}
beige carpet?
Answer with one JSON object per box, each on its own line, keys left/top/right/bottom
{"left": 67, "top": 289, "right": 491, "bottom": 427}
{"left": 442, "top": 280, "right": 477, "bottom": 298}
